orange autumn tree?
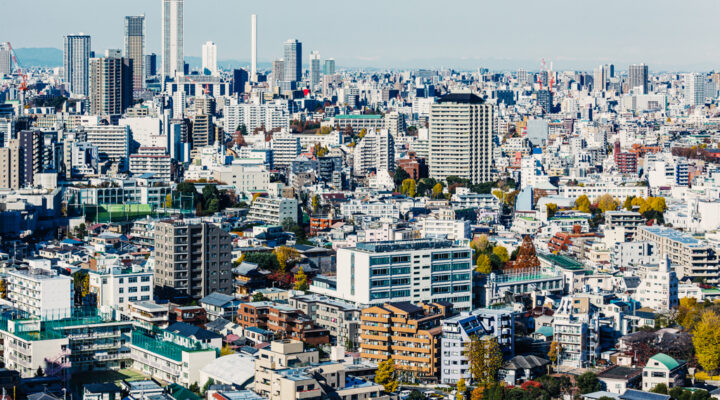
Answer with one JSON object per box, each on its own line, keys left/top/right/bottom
{"left": 508, "top": 235, "right": 540, "bottom": 270}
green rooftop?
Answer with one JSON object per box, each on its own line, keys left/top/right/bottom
{"left": 539, "top": 253, "right": 585, "bottom": 270}
{"left": 334, "top": 114, "right": 383, "bottom": 119}
{"left": 649, "top": 353, "right": 681, "bottom": 370}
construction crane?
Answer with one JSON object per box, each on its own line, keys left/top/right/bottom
{"left": 538, "top": 58, "right": 556, "bottom": 93}
{"left": 5, "top": 42, "right": 28, "bottom": 92}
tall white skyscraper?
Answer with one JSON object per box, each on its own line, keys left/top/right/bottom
{"left": 251, "top": 14, "right": 257, "bottom": 82}
{"left": 63, "top": 34, "right": 91, "bottom": 96}
{"left": 685, "top": 73, "right": 706, "bottom": 107}
{"left": 201, "top": 41, "right": 217, "bottom": 76}
{"left": 309, "top": 51, "right": 320, "bottom": 89}
{"left": 161, "top": 0, "right": 183, "bottom": 79}
{"left": 429, "top": 93, "right": 494, "bottom": 184}
{"left": 283, "top": 39, "right": 301, "bottom": 83}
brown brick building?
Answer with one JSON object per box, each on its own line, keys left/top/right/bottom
{"left": 359, "top": 302, "right": 451, "bottom": 381}
{"left": 237, "top": 301, "right": 330, "bottom": 345}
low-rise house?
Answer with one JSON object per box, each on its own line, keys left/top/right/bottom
{"left": 598, "top": 366, "right": 642, "bottom": 394}
{"left": 642, "top": 353, "right": 686, "bottom": 391}
{"left": 498, "top": 355, "right": 550, "bottom": 385}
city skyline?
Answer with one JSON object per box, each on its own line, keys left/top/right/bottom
{"left": 2, "top": 0, "right": 720, "bottom": 71}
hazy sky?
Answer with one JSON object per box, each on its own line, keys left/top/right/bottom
{"left": 2, "top": 0, "right": 720, "bottom": 71}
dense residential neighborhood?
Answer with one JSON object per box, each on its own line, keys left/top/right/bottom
{"left": 2, "top": 1, "right": 720, "bottom": 400}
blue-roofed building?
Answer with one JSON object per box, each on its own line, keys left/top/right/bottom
{"left": 200, "top": 292, "right": 241, "bottom": 321}
{"left": 440, "top": 307, "right": 515, "bottom": 384}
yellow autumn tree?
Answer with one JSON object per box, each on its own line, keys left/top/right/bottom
{"left": 596, "top": 194, "right": 618, "bottom": 213}
{"left": 401, "top": 179, "right": 417, "bottom": 197}
{"left": 492, "top": 189, "right": 504, "bottom": 201}
{"left": 294, "top": 266, "right": 309, "bottom": 291}
{"left": 470, "top": 234, "right": 490, "bottom": 254}
{"left": 456, "top": 378, "right": 466, "bottom": 400}
{"left": 693, "top": 310, "right": 720, "bottom": 373}
{"left": 470, "top": 387, "right": 484, "bottom": 400}
{"left": 466, "top": 336, "right": 502, "bottom": 385}
{"left": 274, "top": 246, "right": 301, "bottom": 274}
{"left": 548, "top": 341, "right": 562, "bottom": 372}
{"left": 492, "top": 246, "right": 510, "bottom": 263}
{"left": 678, "top": 297, "right": 702, "bottom": 331}
{"left": 648, "top": 197, "right": 667, "bottom": 213}
{"left": 546, "top": 203, "right": 558, "bottom": 218}
{"left": 575, "top": 195, "right": 591, "bottom": 213}
{"left": 374, "top": 358, "right": 398, "bottom": 393}
{"left": 432, "top": 183, "right": 444, "bottom": 199}
{"left": 476, "top": 254, "right": 491, "bottom": 274}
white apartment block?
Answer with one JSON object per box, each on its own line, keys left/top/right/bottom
{"left": 7, "top": 264, "right": 73, "bottom": 319}
{"left": 212, "top": 163, "right": 270, "bottom": 193}
{"left": 552, "top": 296, "right": 600, "bottom": 368}
{"left": 85, "top": 125, "right": 131, "bottom": 171}
{"left": 339, "top": 199, "right": 399, "bottom": 219}
{"left": 441, "top": 308, "right": 515, "bottom": 384}
{"left": 129, "top": 147, "right": 172, "bottom": 180}
{"left": 223, "top": 102, "right": 289, "bottom": 134}
{"left": 128, "top": 328, "right": 217, "bottom": 387}
{"left": 416, "top": 209, "right": 470, "bottom": 240}
{"left": 559, "top": 184, "right": 649, "bottom": 200}
{"left": 89, "top": 265, "right": 154, "bottom": 312}
{"left": 429, "top": 93, "right": 494, "bottom": 184}
{"left": 247, "top": 197, "right": 298, "bottom": 225}
{"left": 637, "top": 226, "right": 720, "bottom": 284}
{"left": 633, "top": 257, "right": 679, "bottom": 311}
{"left": 311, "top": 239, "right": 473, "bottom": 311}
{"left": 353, "top": 129, "right": 395, "bottom": 175}
{"left": 270, "top": 133, "right": 301, "bottom": 168}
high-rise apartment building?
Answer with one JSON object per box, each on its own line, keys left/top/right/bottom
{"left": 628, "top": 63, "right": 649, "bottom": 94}
{"left": 145, "top": 53, "right": 157, "bottom": 78}
{"left": 685, "top": 72, "right": 706, "bottom": 106}
{"left": 353, "top": 130, "right": 395, "bottom": 175}
{"left": 323, "top": 58, "right": 336, "bottom": 75}
{"left": 18, "top": 130, "right": 42, "bottom": 188}
{"left": 271, "top": 59, "right": 285, "bottom": 88}
{"left": 64, "top": 34, "right": 91, "bottom": 96}
{"left": 0, "top": 43, "right": 12, "bottom": 75}
{"left": 191, "top": 113, "right": 214, "bottom": 149}
{"left": 251, "top": 14, "right": 258, "bottom": 82}
{"left": 201, "top": 41, "right": 217, "bottom": 76}
{"left": 232, "top": 68, "right": 248, "bottom": 94}
{"left": 124, "top": 15, "right": 145, "bottom": 93}
{"left": 89, "top": 57, "right": 133, "bottom": 116}
{"left": 283, "top": 39, "right": 302, "bottom": 83}
{"left": 429, "top": 93, "right": 494, "bottom": 184}
{"left": 309, "top": 50, "right": 321, "bottom": 89}
{"left": 153, "top": 219, "right": 233, "bottom": 299}
{"left": 161, "top": 0, "right": 183, "bottom": 78}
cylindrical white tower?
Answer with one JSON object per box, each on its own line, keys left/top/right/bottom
{"left": 251, "top": 14, "right": 257, "bottom": 82}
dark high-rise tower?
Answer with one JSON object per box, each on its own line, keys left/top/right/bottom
{"left": 124, "top": 15, "right": 145, "bottom": 93}
{"left": 628, "top": 64, "right": 649, "bottom": 94}
{"left": 283, "top": 39, "right": 302, "bottom": 83}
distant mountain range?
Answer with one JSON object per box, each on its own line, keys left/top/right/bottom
{"left": 14, "top": 48, "right": 63, "bottom": 67}
{"left": 14, "top": 47, "right": 272, "bottom": 71}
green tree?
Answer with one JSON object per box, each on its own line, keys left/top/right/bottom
{"left": 470, "top": 234, "right": 490, "bottom": 254}
{"left": 207, "top": 198, "right": 220, "bottom": 214}
{"left": 189, "top": 382, "right": 200, "bottom": 395}
{"left": 575, "top": 195, "right": 591, "bottom": 213}
{"left": 693, "top": 310, "right": 720, "bottom": 373}
{"left": 252, "top": 292, "right": 267, "bottom": 302}
{"left": 236, "top": 124, "right": 248, "bottom": 135}
{"left": 623, "top": 195, "right": 635, "bottom": 211}
{"left": 546, "top": 203, "right": 558, "bottom": 218}
{"left": 393, "top": 167, "right": 410, "bottom": 188}
{"left": 650, "top": 384, "right": 668, "bottom": 394}
{"left": 35, "top": 367, "right": 44, "bottom": 377}
{"left": 476, "top": 254, "right": 492, "bottom": 274}
{"left": 202, "top": 378, "right": 215, "bottom": 394}
{"left": 576, "top": 372, "right": 601, "bottom": 394}
{"left": 374, "top": 358, "right": 399, "bottom": 393}
{"left": 294, "top": 266, "right": 309, "bottom": 291}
